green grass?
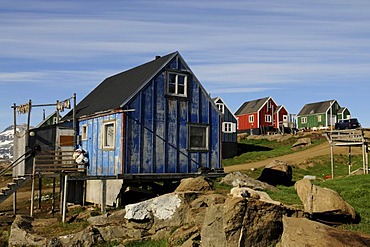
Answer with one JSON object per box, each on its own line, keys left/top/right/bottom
{"left": 238, "top": 152, "right": 370, "bottom": 234}
{"left": 222, "top": 134, "right": 326, "bottom": 166}
{"left": 124, "top": 239, "right": 168, "bottom": 247}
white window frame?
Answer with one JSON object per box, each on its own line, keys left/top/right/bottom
{"left": 301, "top": 117, "right": 307, "bottom": 124}
{"left": 167, "top": 72, "right": 188, "bottom": 97}
{"left": 249, "top": 115, "right": 254, "bottom": 123}
{"left": 317, "top": 115, "right": 322, "bottom": 122}
{"left": 265, "top": 115, "right": 272, "bottom": 123}
{"left": 81, "top": 124, "right": 88, "bottom": 140}
{"left": 222, "top": 122, "right": 236, "bottom": 133}
{"left": 188, "top": 124, "right": 209, "bottom": 151}
{"left": 102, "top": 120, "right": 116, "bottom": 150}
{"left": 216, "top": 103, "right": 225, "bottom": 114}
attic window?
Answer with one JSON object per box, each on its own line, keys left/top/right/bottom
{"left": 167, "top": 72, "right": 187, "bottom": 97}
{"left": 216, "top": 103, "right": 225, "bottom": 114}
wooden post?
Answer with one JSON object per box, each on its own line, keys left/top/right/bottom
{"left": 362, "top": 144, "right": 366, "bottom": 174}
{"left": 62, "top": 175, "right": 68, "bottom": 223}
{"left": 13, "top": 191, "right": 17, "bottom": 215}
{"left": 30, "top": 176, "right": 35, "bottom": 217}
{"left": 52, "top": 177, "right": 56, "bottom": 216}
{"left": 59, "top": 174, "right": 63, "bottom": 214}
{"left": 38, "top": 177, "right": 42, "bottom": 209}
{"left": 101, "top": 179, "right": 106, "bottom": 213}
{"left": 26, "top": 99, "right": 32, "bottom": 148}
{"left": 366, "top": 143, "right": 369, "bottom": 174}
{"left": 348, "top": 146, "right": 352, "bottom": 175}
{"left": 330, "top": 144, "right": 334, "bottom": 179}
{"left": 73, "top": 93, "right": 77, "bottom": 149}
{"left": 13, "top": 103, "right": 17, "bottom": 215}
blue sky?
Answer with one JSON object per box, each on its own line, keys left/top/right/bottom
{"left": 1, "top": 0, "right": 370, "bottom": 131}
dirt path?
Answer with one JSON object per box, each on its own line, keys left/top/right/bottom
{"left": 224, "top": 142, "right": 363, "bottom": 173}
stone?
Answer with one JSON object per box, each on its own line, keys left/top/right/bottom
{"left": 168, "top": 225, "right": 200, "bottom": 246}
{"left": 292, "top": 137, "right": 312, "bottom": 149}
{"left": 125, "top": 193, "right": 182, "bottom": 221}
{"left": 280, "top": 216, "right": 370, "bottom": 247}
{"left": 258, "top": 160, "right": 293, "bottom": 186}
{"left": 175, "top": 176, "right": 212, "bottom": 192}
{"left": 221, "top": 171, "right": 277, "bottom": 191}
{"left": 295, "top": 179, "right": 357, "bottom": 223}
{"left": 229, "top": 187, "right": 281, "bottom": 205}
{"left": 8, "top": 215, "right": 47, "bottom": 247}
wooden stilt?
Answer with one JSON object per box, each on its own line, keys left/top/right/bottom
{"left": 348, "top": 146, "right": 352, "bottom": 175}
{"left": 52, "top": 177, "right": 56, "bottom": 216}
{"left": 13, "top": 191, "right": 17, "bottom": 215}
{"left": 38, "top": 177, "right": 42, "bottom": 209}
{"left": 59, "top": 174, "right": 63, "bottom": 214}
{"left": 62, "top": 175, "right": 68, "bottom": 223}
{"left": 30, "top": 176, "right": 35, "bottom": 217}
{"left": 330, "top": 145, "right": 334, "bottom": 179}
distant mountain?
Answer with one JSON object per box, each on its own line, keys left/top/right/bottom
{"left": 0, "top": 125, "right": 28, "bottom": 160}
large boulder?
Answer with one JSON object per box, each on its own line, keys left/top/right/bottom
{"left": 292, "top": 137, "right": 312, "bottom": 149}
{"left": 221, "top": 171, "right": 277, "bottom": 191}
{"left": 175, "top": 176, "right": 212, "bottom": 192}
{"left": 295, "top": 179, "right": 357, "bottom": 223}
{"left": 200, "top": 196, "right": 288, "bottom": 247}
{"left": 280, "top": 216, "right": 370, "bottom": 247}
{"left": 257, "top": 160, "right": 293, "bottom": 186}
{"left": 8, "top": 215, "right": 47, "bottom": 247}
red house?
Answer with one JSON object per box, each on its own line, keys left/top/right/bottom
{"left": 235, "top": 97, "right": 289, "bottom": 134}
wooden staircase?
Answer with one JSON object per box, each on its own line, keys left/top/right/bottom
{"left": 34, "top": 150, "right": 87, "bottom": 174}
{"left": 0, "top": 149, "right": 87, "bottom": 207}
{"left": 0, "top": 176, "right": 31, "bottom": 205}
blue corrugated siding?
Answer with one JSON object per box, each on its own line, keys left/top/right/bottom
{"left": 123, "top": 58, "right": 221, "bottom": 174}
{"left": 79, "top": 113, "right": 122, "bottom": 176}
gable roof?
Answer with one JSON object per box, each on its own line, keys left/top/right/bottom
{"left": 297, "top": 100, "right": 336, "bottom": 116}
{"left": 213, "top": 96, "right": 237, "bottom": 120}
{"left": 63, "top": 52, "right": 177, "bottom": 120}
{"left": 235, "top": 97, "right": 270, "bottom": 115}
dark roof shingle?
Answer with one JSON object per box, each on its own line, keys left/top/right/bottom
{"left": 63, "top": 52, "right": 177, "bottom": 120}
{"left": 235, "top": 97, "right": 270, "bottom": 115}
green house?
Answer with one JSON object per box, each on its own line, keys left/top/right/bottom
{"left": 297, "top": 100, "right": 351, "bottom": 129}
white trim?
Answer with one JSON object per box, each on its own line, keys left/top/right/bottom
{"left": 102, "top": 120, "right": 116, "bottom": 150}
{"left": 213, "top": 96, "right": 238, "bottom": 121}
{"left": 81, "top": 124, "right": 88, "bottom": 140}
{"left": 222, "top": 122, "right": 236, "bottom": 133}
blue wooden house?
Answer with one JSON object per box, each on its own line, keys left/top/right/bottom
{"left": 63, "top": 51, "right": 223, "bottom": 205}
{"left": 213, "top": 96, "right": 238, "bottom": 158}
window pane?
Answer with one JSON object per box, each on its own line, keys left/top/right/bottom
{"left": 168, "top": 74, "right": 177, "bottom": 94}
{"left": 189, "top": 126, "right": 207, "bottom": 149}
{"left": 178, "top": 85, "right": 185, "bottom": 95}
{"left": 104, "top": 123, "right": 115, "bottom": 147}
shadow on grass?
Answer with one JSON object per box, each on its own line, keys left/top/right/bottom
{"left": 237, "top": 143, "right": 273, "bottom": 156}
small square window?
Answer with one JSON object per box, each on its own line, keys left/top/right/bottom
{"left": 81, "top": 124, "right": 88, "bottom": 140}
{"left": 103, "top": 121, "right": 115, "bottom": 149}
{"left": 249, "top": 115, "right": 254, "bottom": 123}
{"left": 188, "top": 124, "right": 209, "bottom": 151}
{"left": 265, "top": 115, "right": 272, "bottom": 123}
{"left": 302, "top": 117, "right": 307, "bottom": 124}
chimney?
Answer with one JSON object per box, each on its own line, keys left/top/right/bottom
{"left": 155, "top": 55, "right": 161, "bottom": 60}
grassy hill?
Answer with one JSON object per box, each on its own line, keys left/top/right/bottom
{"left": 227, "top": 133, "right": 370, "bottom": 234}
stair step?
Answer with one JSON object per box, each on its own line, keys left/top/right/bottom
{"left": 7, "top": 183, "right": 16, "bottom": 187}
{"left": 1, "top": 188, "right": 10, "bottom": 193}
{"left": 13, "top": 177, "right": 26, "bottom": 181}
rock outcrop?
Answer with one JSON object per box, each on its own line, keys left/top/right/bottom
{"left": 258, "top": 160, "right": 293, "bottom": 186}
{"left": 280, "top": 216, "right": 370, "bottom": 247}
{"left": 221, "top": 171, "right": 277, "bottom": 191}
{"left": 7, "top": 176, "right": 368, "bottom": 247}
{"left": 295, "top": 178, "right": 357, "bottom": 223}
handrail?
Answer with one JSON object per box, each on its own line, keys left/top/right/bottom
{"left": 0, "top": 149, "right": 32, "bottom": 177}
